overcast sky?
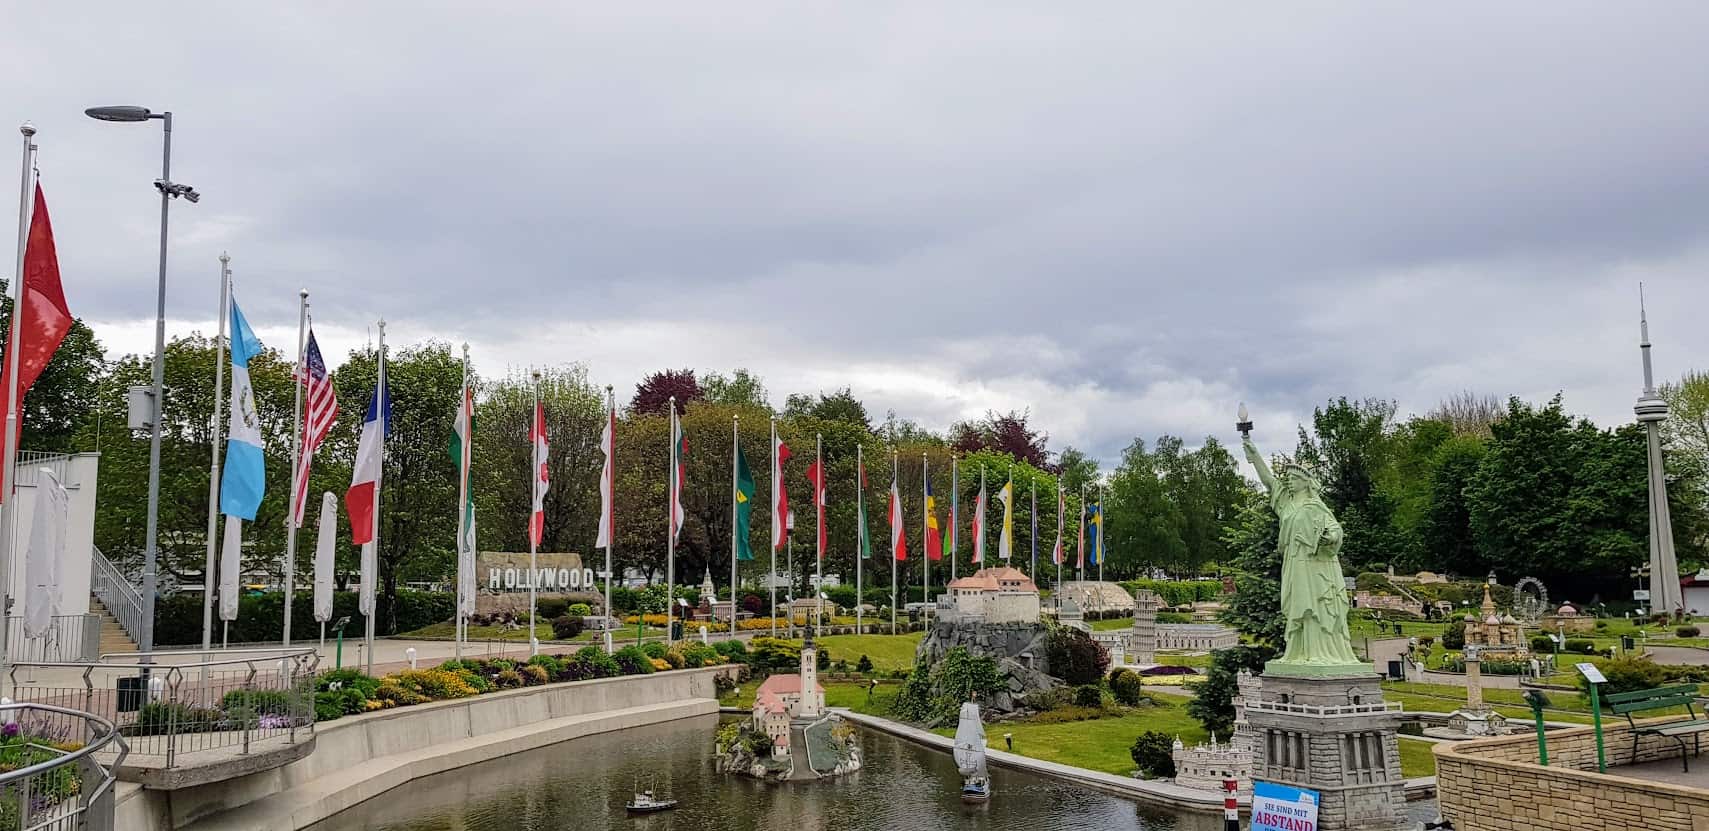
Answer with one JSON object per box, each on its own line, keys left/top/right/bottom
{"left": 7, "top": 3, "right": 1709, "bottom": 467}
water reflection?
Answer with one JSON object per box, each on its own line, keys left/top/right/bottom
{"left": 308, "top": 715, "right": 1218, "bottom": 831}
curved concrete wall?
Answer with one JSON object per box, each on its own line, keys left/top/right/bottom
{"left": 116, "top": 665, "right": 732, "bottom": 830}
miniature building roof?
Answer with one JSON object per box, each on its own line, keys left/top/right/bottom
{"left": 755, "top": 690, "right": 790, "bottom": 715}
{"left": 947, "top": 566, "right": 1038, "bottom": 593}
{"left": 757, "top": 673, "right": 825, "bottom": 696}
{"left": 775, "top": 733, "right": 790, "bottom": 748}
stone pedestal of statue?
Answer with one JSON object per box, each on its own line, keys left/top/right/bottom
{"left": 1247, "top": 667, "right": 1409, "bottom": 831}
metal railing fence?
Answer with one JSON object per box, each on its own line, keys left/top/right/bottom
{"left": 0, "top": 702, "right": 126, "bottom": 831}
{"left": 87, "top": 549, "right": 143, "bottom": 649}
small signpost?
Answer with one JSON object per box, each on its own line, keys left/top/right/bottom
{"left": 1577, "top": 662, "right": 1608, "bottom": 772}
{"left": 1252, "top": 781, "right": 1319, "bottom": 831}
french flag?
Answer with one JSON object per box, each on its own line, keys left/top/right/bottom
{"left": 345, "top": 380, "right": 391, "bottom": 545}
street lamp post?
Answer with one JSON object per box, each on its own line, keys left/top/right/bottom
{"left": 85, "top": 105, "right": 198, "bottom": 663}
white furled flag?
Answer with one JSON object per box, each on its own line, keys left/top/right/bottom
{"left": 997, "top": 476, "right": 1014, "bottom": 560}
{"left": 595, "top": 403, "right": 615, "bottom": 547}
{"left": 291, "top": 329, "right": 339, "bottom": 526}
{"left": 1052, "top": 486, "right": 1065, "bottom": 565}
{"left": 530, "top": 401, "right": 549, "bottom": 547}
{"left": 22, "top": 467, "right": 67, "bottom": 641}
{"left": 220, "top": 518, "right": 243, "bottom": 621}
{"left": 313, "top": 492, "right": 337, "bottom": 623}
{"left": 670, "top": 407, "right": 687, "bottom": 542}
{"left": 972, "top": 470, "right": 987, "bottom": 565}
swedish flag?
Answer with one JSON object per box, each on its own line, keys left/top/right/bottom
{"left": 1086, "top": 503, "right": 1104, "bottom": 565}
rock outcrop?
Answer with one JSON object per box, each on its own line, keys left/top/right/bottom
{"left": 916, "top": 619, "right": 1062, "bottom": 713}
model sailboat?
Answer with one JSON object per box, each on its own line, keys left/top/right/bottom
{"left": 953, "top": 700, "right": 991, "bottom": 803}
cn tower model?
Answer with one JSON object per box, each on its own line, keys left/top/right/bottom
{"left": 1635, "top": 291, "right": 1682, "bottom": 616}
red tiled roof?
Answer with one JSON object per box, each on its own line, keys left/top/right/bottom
{"left": 947, "top": 565, "right": 1038, "bottom": 593}
{"left": 757, "top": 673, "right": 825, "bottom": 696}
{"left": 755, "top": 690, "right": 789, "bottom": 714}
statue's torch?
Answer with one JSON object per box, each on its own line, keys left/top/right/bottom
{"left": 1236, "top": 402, "right": 1253, "bottom": 438}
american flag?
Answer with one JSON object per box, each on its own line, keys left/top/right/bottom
{"left": 292, "top": 329, "right": 339, "bottom": 525}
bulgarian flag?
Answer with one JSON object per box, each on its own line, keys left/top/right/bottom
{"left": 856, "top": 451, "right": 872, "bottom": 559}
{"left": 450, "top": 382, "right": 476, "bottom": 554}
{"left": 924, "top": 478, "right": 943, "bottom": 561}
{"left": 888, "top": 469, "right": 907, "bottom": 561}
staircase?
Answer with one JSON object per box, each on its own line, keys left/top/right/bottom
{"left": 88, "top": 596, "right": 138, "bottom": 655}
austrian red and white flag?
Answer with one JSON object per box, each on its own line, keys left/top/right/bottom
{"left": 771, "top": 435, "right": 791, "bottom": 550}
{"left": 529, "top": 402, "right": 549, "bottom": 547}
{"left": 888, "top": 470, "right": 908, "bottom": 561}
{"left": 0, "top": 184, "right": 73, "bottom": 499}
{"left": 594, "top": 404, "right": 615, "bottom": 548}
{"left": 805, "top": 456, "right": 828, "bottom": 558}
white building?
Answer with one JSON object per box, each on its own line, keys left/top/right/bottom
{"left": 751, "top": 632, "right": 826, "bottom": 748}
{"left": 941, "top": 566, "right": 1041, "bottom": 624}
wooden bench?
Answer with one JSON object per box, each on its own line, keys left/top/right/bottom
{"left": 1606, "top": 684, "right": 1709, "bottom": 771}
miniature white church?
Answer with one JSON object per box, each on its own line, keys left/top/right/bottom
{"left": 751, "top": 629, "right": 827, "bottom": 752}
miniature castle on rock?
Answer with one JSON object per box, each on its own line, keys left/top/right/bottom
{"left": 941, "top": 566, "right": 1041, "bottom": 624}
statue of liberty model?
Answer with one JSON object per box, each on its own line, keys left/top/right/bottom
{"left": 1237, "top": 404, "right": 1367, "bottom": 675}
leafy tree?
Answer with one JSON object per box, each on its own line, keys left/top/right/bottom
{"left": 0, "top": 281, "right": 105, "bottom": 453}
{"left": 1441, "top": 618, "right": 1466, "bottom": 650}
{"left": 1295, "top": 397, "right": 1406, "bottom": 571}
{"left": 472, "top": 366, "right": 605, "bottom": 555}
{"left": 702, "top": 368, "right": 770, "bottom": 410}
{"left": 1187, "top": 645, "right": 1272, "bottom": 737}
{"left": 1421, "top": 435, "right": 1487, "bottom": 577}
{"left": 952, "top": 410, "right": 1051, "bottom": 469}
{"left": 783, "top": 387, "right": 869, "bottom": 429}
{"left": 631, "top": 369, "right": 702, "bottom": 416}
{"left": 1130, "top": 731, "right": 1177, "bottom": 779}
{"left": 1055, "top": 446, "right": 1100, "bottom": 495}
{"left": 1661, "top": 371, "right": 1709, "bottom": 565}
{"left": 1220, "top": 491, "right": 1283, "bottom": 646}
{"left": 1044, "top": 627, "right": 1109, "bottom": 685}
{"left": 1428, "top": 391, "right": 1506, "bottom": 438}
{"left": 1105, "top": 437, "right": 1185, "bottom": 576}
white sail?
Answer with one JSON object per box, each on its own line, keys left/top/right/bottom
{"left": 952, "top": 701, "right": 987, "bottom": 777}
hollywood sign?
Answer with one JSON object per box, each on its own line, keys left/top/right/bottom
{"left": 477, "top": 552, "right": 596, "bottom": 593}
{"left": 488, "top": 566, "right": 598, "bottom": 592}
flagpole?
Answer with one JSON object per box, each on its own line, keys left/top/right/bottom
{"left": 366, "top": 319, "right": 385, "bottom": 676}
{"left": 978, "top": 466, "right": 985, "bottom": 566}
{"left": 277, "top": 289, "right": 307, "bottom": 647}
{"left": 527, "top": 370, "right": 541, "bottom": 657}
{"left": 1030, "top": 479, "right": 1037, "bottom": 580}
{"left": 891, "top": 449, "right": 898, "bottom": 636}
{"left": 666, "top": 397, "right": 676, "bottom": 646}
{"left": 768, "top": 417, "right": 776, "bottom": 637}
{"left": 200, "top": 255, "right": 230, "bottom": 663}
{"left": 454, "top": 344, "right": 470, "bottom": 661}
{"left": 603, "top": 385, "right": 615, "bottom": 654}
{"left": 730, "top": 413, "right": 740, "bottom": 638}
{"left": 949, "top": 455, "right": 957, "bottom": 582}
{"left": 0, "top": 123, "right": 35, "bottom": 679}
{"left": 920, "top": 453, "right": 928, "bottom": 614}
{"left": 815, "top": 433, "right": 823, "bottom": 641}
{"left": 855, "top": 444, "right": 863, "bottom": 635}
{"left": 1078, "top": 485, "right": 1086, "bottom": 586}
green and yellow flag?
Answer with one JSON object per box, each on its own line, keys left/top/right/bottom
{"left": 734, "top": 444, "right": 756, "bottom": 560}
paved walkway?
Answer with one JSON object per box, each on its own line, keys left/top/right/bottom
{"left": 1645, "top": 645, "right": 1709, "bottom": 666}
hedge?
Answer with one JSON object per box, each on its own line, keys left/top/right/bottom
{"left": 153, "top": 589, "right": 455, "bottom": 645}
{"left": 1118, "top": 579, "right": 1221, "bottom": 608}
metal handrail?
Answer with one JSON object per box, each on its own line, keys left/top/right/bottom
{"left": 90, "top": 545, "right": 145, "bottom": 646}
{"left": 0, "top": 701, "right": 128, "bottom": 830}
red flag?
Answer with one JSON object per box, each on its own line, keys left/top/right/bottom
{"left": 772, "top": 437, "right": 791, "bottom": 549}
{"left": 888, "top": 471, "right": 907, "bottom": 561}
{"left": 529, "top": 402, "right": 549, "bottom": 547}
{"left": 805, "top": 458, "right": 827, "bottom": 557}
{"left": 925, "top": 479, "right": 943, "bottom": 561}
{"left": 1, "top": 185, "right": 73, "bottom": 499}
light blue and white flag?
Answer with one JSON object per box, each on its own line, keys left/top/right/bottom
{"left": 219, "top": 297, "right": 266, "bottom": 520}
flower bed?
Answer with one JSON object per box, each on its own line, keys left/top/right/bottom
{"left": 311, "top": 640, "right": 749, "bottom": 722}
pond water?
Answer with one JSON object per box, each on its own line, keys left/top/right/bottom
{"left": 306, "top": 715, "right": 1222, "bottom": 831}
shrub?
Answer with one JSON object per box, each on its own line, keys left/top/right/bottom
{"left": 521, "top": 665, "right": 550, "bottom": 685}
{"left": 1530, "top": 635, "right": 1555, "bottom": 653}
{"left": 390, "top": 669, "right": 479, "bottom": 700}
{"left": 457, "top": 669, "right": 492, "bottom": 693}
{"left": 1187, "top": 645, "right": 1274, "bottom": 737}
{"left": 856, "top": 655, "right": 874, "bottom": 674}
{"left": 313, "top": 691, "right": 348, "bottom": 722}
{"left": 129, "top": 701, "right": 221, "bottom": 736}
{"left": 1073, "top": 684, "right": 1104, "bottom": 708}
{"left": 613, "top": 645, "right": 655, "bottom": 675}
{"left": 1418, "top": 636, "right": 1435, "bottom": 648}
{"left": 1130, "top": 731, "right": 1177, "bottom": 779}
{"left": 528, "top": 654, "right": 564, "bottom": 675}
{"left": 222, "top": 689, "right": 296, "bottom": 715}
{"left": 1022, "top": 687, "right": 1072, "bottom": 712}
{"left": 663, "top": 651, "right": 686, "bottom": 670}
{"left": 1110, "top": 671, "right": 1146, "bottom": 706}
{"left": 642, "top": 642, "right": 669, "bottom": 659}
{"left": 494, "top": 669, "right": 524, "bottom": 689}
{"left": 1564, "top": 639, "right": 1597, "bottom": 655}
{"left": 1586, "top": 655, "right": 1667, "bottom": 698}
{"left": 317, "top": 668, "right": 381, "bottom": 698}
{"left": 1028, "top": 705, "right": 1108, "bottom": 724}
{"left": 681, "top": 643, "right": 718, "bottom": 668}
{"left": 1595, "top": 619, "right": 1610, "bottom": 630}
{"left": 1441, "top": 619, "right": 1466, "bottom": 650}
{"left": 536, "top": 597, "right": 570, "bottom": 619}
{"left": 552, "top": 615, "right": 585, "bottom": 640}
{"left": 374, "top": 681, "right": 428, "bottom": 706}
{"left": 1679, "top": 626, "right": 1701, "bottom": 639}
{"left": 568, "top": 603, "right": 593, "bottom": 617}
{"left": 648, "top": 658, "right": 671, "bottom": 671}
{"left": 1045, "top": 628, "right": 1110, "bottom": 686}
{"left": 1155, "top": 611, "right": 1192, "bottom": 624}
{"left": 713, "top": 640, "right": 748, "bottom": 661}
{"left": 567, "top": 646, "right": 621, "bottom": 680}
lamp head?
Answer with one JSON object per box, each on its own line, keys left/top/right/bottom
{"left": 85, "top": 105, "right": 154, "bottom": 123}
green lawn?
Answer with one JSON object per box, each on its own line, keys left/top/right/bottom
{"left": 816, "top": 632, "right": 925, "bottom": 673}
{"left": 1398, "top": 738, "right": 1438, "bottom": 777}
{"left": 1091, "top": 617, "right": 1134, "bottom": 631}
